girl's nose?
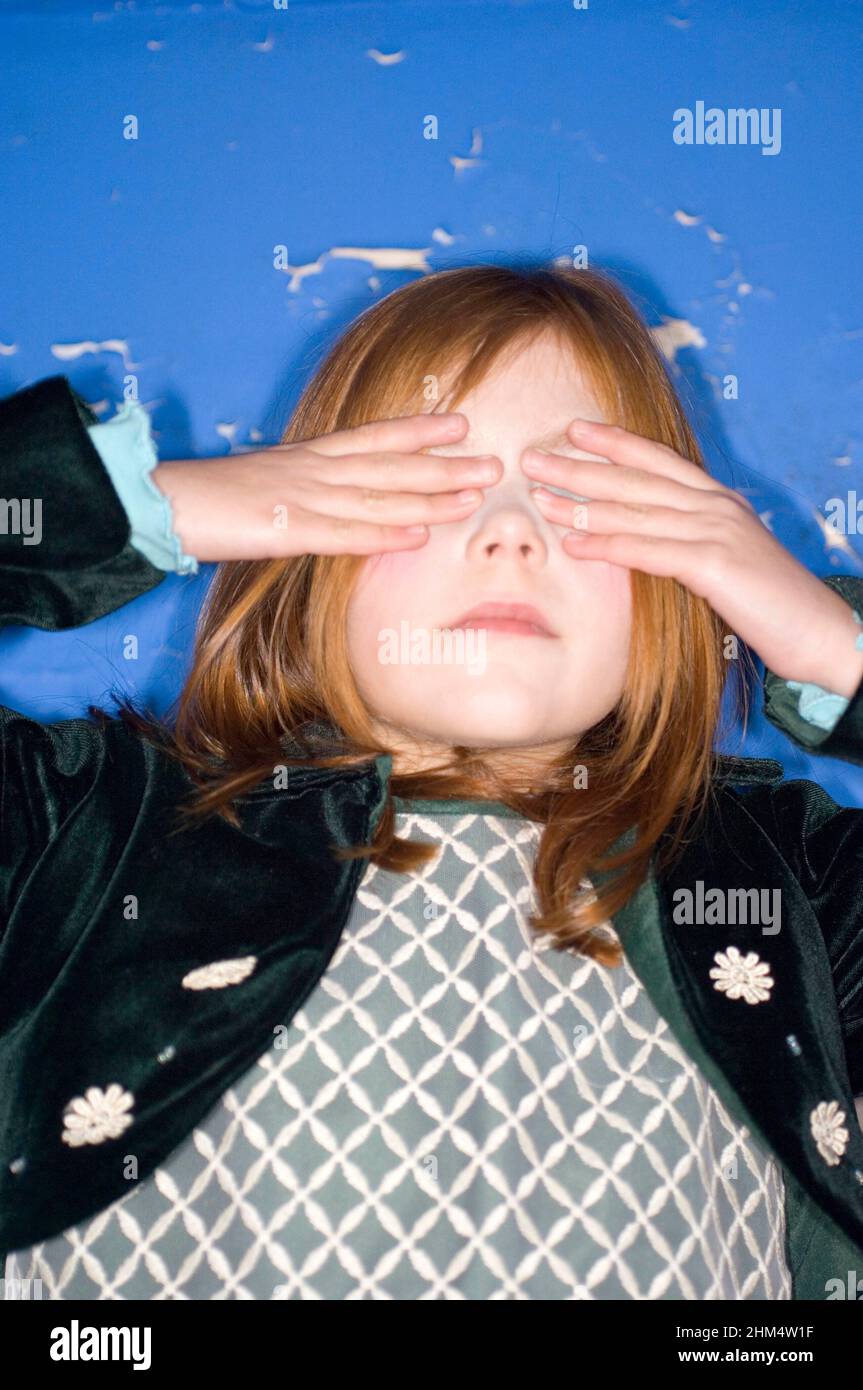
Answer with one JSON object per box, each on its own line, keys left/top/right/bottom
{"left": 467, "top": 486, "right": 549, "bottom": 562}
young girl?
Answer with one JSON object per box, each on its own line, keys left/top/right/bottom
{"left": 2, "top": 264, "right": 862, "bottom": 1301}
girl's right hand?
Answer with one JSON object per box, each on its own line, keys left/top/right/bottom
{"left": 151, "top": 412, "right": 502, "bottom": 562}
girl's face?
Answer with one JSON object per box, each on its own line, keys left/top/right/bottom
{"left": 345, "top": 333, "right": 633, "bottom": 772}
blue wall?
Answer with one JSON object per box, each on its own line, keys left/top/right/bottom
{"left": 2, "top": 0, "right": 861, "bottom": 803}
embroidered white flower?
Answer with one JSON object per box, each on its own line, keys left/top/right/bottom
{"left": 709, "top": 946, "right": 774, "bottom": 1004}
{"left": 181, "top": 956, "right": 258, "bottom": 991}
{"left": 61, "top": 1083, "right": 135, "bottom": 1147}
{"left": 810, "top": 1100, "right": 850, "bottom": 1166}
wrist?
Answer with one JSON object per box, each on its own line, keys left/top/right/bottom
{"left": 792, "top": 601, "right": 863, "bottom": 699}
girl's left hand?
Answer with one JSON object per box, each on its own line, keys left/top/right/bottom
{"left": 522, "top": 418, "right": 863, "bottom": 700}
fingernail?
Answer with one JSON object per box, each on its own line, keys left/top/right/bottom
{"left": 405, "top": 524, "right": 427, "bottom": 533}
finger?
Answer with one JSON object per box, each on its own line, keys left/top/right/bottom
{"left": 560, "top": 528, "right": 711, "bottom": 583}
{"left": 532, "top": 492, "right": 720, "bottom": 539}
{"left": 562, "top": 419, "right": 723, "bottom": 492}
{"left": 523, "top": 447, "right": 725, "bottom": 510}
{"left": 298, "top": 410, "right": 469, "bottom": 458}
{"left": 303, "top": 448, "right": 502, "bottom": 494}
{"left": 290, "top": 480, "right": 487, "bottom": 526}
{"left": 285, "top": 508, "right": 435, "bottom": 555}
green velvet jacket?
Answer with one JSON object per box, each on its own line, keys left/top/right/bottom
{"left": 2, "top": 375, "right": 863, "bottom": 1301}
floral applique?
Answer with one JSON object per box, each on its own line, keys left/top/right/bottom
{"left": 181, "top": 956, "right": 258, "bottom": 991}
{"left": 810, "top": 1100, "right": 850, "bottom": 1167}
{"left": 709, "top": 946, "right": 775, "bottom": 1005}
{"left": 61, "top": 1083, "right": 135, "bottom": 1147}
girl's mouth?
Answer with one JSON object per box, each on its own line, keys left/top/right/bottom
{"left": 450, "top": 602, "right": 559, "bottom": 638}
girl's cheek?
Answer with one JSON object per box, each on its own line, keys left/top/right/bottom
{"left": 349, "top": 548, "right": 434, "bottom": 629}
{"left": 360, "top": 546, "right": 430, "bottom": 584}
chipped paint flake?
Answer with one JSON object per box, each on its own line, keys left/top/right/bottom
{"left": 51, "top": 339, "right": 136, "bottom": 368}
{"left": 278, "top": 246, "right": 433, "bottom": 292}
{"left": 331, "top": 246, "right": 431, "bottom": 271}
{"left": 215, "top": 423, "right": 240, "bottom": 452}
{"left": 450, "top": 128, "right": 484, "bottom": 172}
{"left": 650, "top": 317, "right": 707, "bottom": 361}
{"left": 674, "top": 210, "right": 725, "bottom": 242}
{"left": 367, "top": 49, "right": 406, "bottom": 65}
{"left": 814, "top": 508, "right": 863, "bottom": 566}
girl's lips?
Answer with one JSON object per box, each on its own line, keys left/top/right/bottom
{"left": 450, "top": 602, "right": 559, "bottom": 638}
{"left": 453, "top": 617, "right": 557, "bottom": 638}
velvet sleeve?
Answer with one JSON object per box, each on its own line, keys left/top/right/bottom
{"left": 748, "top": 574, "right": 863, "bottom": 1093}
{"left": 0, "top": 374, "right": 167, "bottom": 630}
{"left": 0, "top": 374, "right": 168, "bottom": 931}
{"left": 762, "top": 575, "right": 863, "bottom": 766}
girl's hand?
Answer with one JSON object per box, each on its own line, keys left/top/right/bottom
{"left": 152, "top": 412, "right": 501, "bottom": 562}
{"left": 523, "top": 418, "right": 863, "bottom": 699}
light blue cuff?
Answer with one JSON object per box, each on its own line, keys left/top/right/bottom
{"left": 87, "top": 399, "right": 199, "bottom": 575}
{"left": 785, "top": 608, "right": 863, "bottom": 731}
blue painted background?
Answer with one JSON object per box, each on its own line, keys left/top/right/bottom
{"left": 1, "top": 0, "right": 861, "bottom": 802}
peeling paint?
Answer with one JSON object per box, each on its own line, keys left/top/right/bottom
{"left": 714, "top": 255, "right": 774, "bottom": 308}
{"left": 450, "top": 128, "right": 484, "bottom": 173}
{"left": 650, "top": 316, "right": 707, "bottom": 360}
{"left": 813, "top": 508, "right": 863, "bottom": 566}
{"left": 0, "top": 342, "right": 18, "bottom": 356}
{"left": 51, "top": 339, "right": 136, "bottom": 368}
{"left": 279, "top": 246, "right": 433, "bottom": 292}
{"left": 674, "top": 209, "right": 726, "bottom": 242}
{"left": 215, "top": 422, "right": 239, "bottom": 451}
{"left": 367, "top": 49, "right": 406, "bottom": 66}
